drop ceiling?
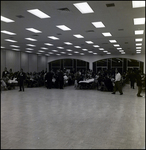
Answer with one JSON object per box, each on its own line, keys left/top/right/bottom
{"left": 1, "top": 1, "right": 145, "bottom": 57}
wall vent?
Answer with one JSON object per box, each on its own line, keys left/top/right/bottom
{"left": 106, "top": 3, "right": 115, "bottom": 7}
{"left": 16, "top": 15, "right": 24, "bottom": 18}
{"left": 58, "top": 8, "right": 70, "bottom": 11}
{"left": 86, "top": 30, "right": 94, "bottom": 32}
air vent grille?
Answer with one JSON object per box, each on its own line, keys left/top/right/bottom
{"left": 106, "top": 3, "right": 115, "bottom": 7}
{"left": 58, "top": 8, "right": 70, "bottom": 11}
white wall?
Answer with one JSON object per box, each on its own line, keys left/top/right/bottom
{"left": 1, "top": 49, "right": 145, "bottom": 77}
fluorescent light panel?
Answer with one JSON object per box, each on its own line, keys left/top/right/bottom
{"left": 136, "top": 43, "right": 142, "bottom": 46}
{"left": 92, "top": 21, "right": 105, "bottom": 28}
{"left": 136, "top": 47, "right": 142, "bottom": 49}
{"left": 64, "top": 42, "right": 72, "bottom": 45}
{"left": 12, "top": 49, "right": 20, "bottom": 51}
{"left": 66, "top": 49, "right": 72, "bottom": 51}
{"left": 73, "top": 2, "right": 94, "bottom": 14}
{"left": 73, "top": 34, "right": 84, "bottom": 38}
{"left": 41, "top": 47, "right": 48, "bottom": 50}
{"left": 135, "top": 30, "right": 144, "bottom": 35}
{"left": 134, "top": 18, "right": 145, "bottom": 25}
{"left": 44, "top": 43, "right": 53, "bottom": 46}
{"left": 82, "top": 49, "right": 88, "bottom": 51}
{"left": 56, "top": 25, "right": 71, "bottom": 31}
{"left": 99, "top": 48, "right": 104, "bottom": 50}
{"left": 57, "top": 47, "right": 64, "bottom": 49}
{"left": 102, "top": 32, "right": 112, "bottom": 36}
{"left": 10, "top": 45, "right": 20, "bottom": 48}
{"left": 26, "top": 48, "right": 33, "bottom": 50}
{"left": 74, "top": 46, "right": 81, "bottom": 48}
{"left": 39, "top": 50, "right": 44, "bottom": 52}
{"left": 109, "top": 40, "right": 117, "bottom": 43}
{"left": 27, "top": 44, "right": 36, "bottom": 47}
{"left": 1, "top": 30, "right": 16, "bottom": 35}
{"left": 1, "top": 16, "right": 14, "bottom": 23}
{"left": 48, "top": 36, "right": 59, "bottom": 40}
{"left": 135, "top": 38, "right": 143, "bottom": 41}
{"left": 27, "top": 9, "right": 50, "bottom": 18}
{"left": 132, "top": 1, "right": 145, "bottom": 8}
{"left": 93, "top": 45, "right": 99, "bottom": 47}
{"left": 5, "top": 39, "right": 17, "bottom": 42}
{"left": 113, "top": 44, "right": 120, "bottom": 47}
{"left": 85, "top": 41, "right": 93, "bottom": 44}
{"left": 25, "top": 38, "right": 37, "bottom": 41}
{"left": 26, "top": 28, "right": 42, "bottom": 33}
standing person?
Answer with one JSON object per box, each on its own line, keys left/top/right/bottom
{"left": 2, "top": 67, "right": 9, "bottom": 78}
{"left": 112, "top": 69, "right": 123, "bottom": 95}
{"left": 129, "top": 69, "right": 136, "bottom": 89}
{"left": 58, "top": 69, "right": 64, "bottom": 89}
{"left": 45, "top": 70, "right": 53, "bottom": 89}
{"left": 17, "top": 68, "right": 26, "bottom": 91}
{"left": 136, "top": 70, "right": 143, "bottom": 97}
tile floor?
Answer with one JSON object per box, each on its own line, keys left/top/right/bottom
{"left": 1, "top": 84, "right": 145, "bottom": 149}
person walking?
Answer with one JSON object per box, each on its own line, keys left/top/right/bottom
{"left": 112, "top": 69, "right": 123, "bottom": 95}
{"left": 129, "top": 69, "right": 136, "bottom": 89}
{"left": 17, "top": 68, "right": 26, "bottom": 91}
{"left": 136, "top": 70, "right": 143, "bottom": 97}
{"left": 45, "top": 70, "right": 53, "bottom": 89}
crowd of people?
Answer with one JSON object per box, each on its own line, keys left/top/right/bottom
{"left": 1, "top": 67, "right": 145, "bottom": 97}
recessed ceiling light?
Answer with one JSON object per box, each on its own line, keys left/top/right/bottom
{"left": 135, "top": 30, "right": 144, "bottom": 35}
{"left": 73, "top": 2, "right": 94, "bottom": 14}
{"left": 74, "top": 51, "right": 79, "bottom": 53}
{"left": 134, "top": 18, "right": 145, "bottom": 25}
{"left": 121, "top": 52, "right": 125, "bottom": 54}
{"left": 136, "top": 49, "right": 141, "bottom": 51}
{"left": 12, "top": 49, "right": 20, "bottom": 51}
{"left": 45, "top": 54, "right": 50, "bottom": 56}
{"left": 5, "top": 39, "right": 17, "bottom": 42}
{"left": 56, "top": 25, "right": 71, "bottom": 31}
{"left": 109, "top": 40, "right": 117, "bottom": 43}
{"left": 10, "top": 45, "right": 20, "bottom": 48}
{"left": 37, "top": 53, "right": 41, "bottom": 55}
{"left": 85, "top": 41, "right": 93, "bottom": 44}
{"left": 119, "top": 50, "right": 124, "bottom": 52}
{"left": 26, "top": 28, "right": 42, "bottom": 33}
{"left": 88, "top": 51, "right": 93, "bottom": 53}
{"left": 56, "top": 54, "right": 61, "bottom": 56}
{"left": 39, "top": 50, "right": 44, "bottom": 52}
{"left": 117, "top": 48, "right": 122, "bottom": 50}
{"left": 135, "top": 38, "right": 143, "bottom": 42}
{"left": 25, "top": 38, "right": 37, "bottom": 41}
{"left": 26, "top": 51, "right": 32, "bottom": 53}
{"left": 73, "top": 34, "right": 84, "bottom": 38}
{"left": 92, "top": 21, "right": 105, "bottom": 28}
{"left": 107, "top": 52, "right": 111, "bottom": 54}
{"left": 1, "top": 46, "right": 5, "bottom": 48}
{"left": 136, "top": 47, "right": 142, "bottom": 49}
{"left": 80, "top": 53, "right": 84, "bottom": 55}
{"left": 103, "top": 51, "right": 108, "bottom": 52}
{"left": 48, "top": 52, "right": 54, "bottom": 54}
{"left": 27, "top": 9, "right": 50, "bottom": 19}
{"left": 1, "top": 16, "right": 14, "bottom": 23}
{"left": 66, "top": 49, "right": 72, "bottom": 52}
{"left": 136, "top": 43, "right": 142, "bottom": 46}
{"left": 113, "top": 44, "right": 120, "bottom": 47}
{"left": 132, "top": 1, "right": 145, "bottom": 8}
{"left": 57, "top": 47, "right": 64, "bottom": 49}
{"left": 102, "top": 32, "right": 112, "bottom": 36}
{"left": 44, "top": 43, "right": 53, "bottom": 46}
{"left": 1, "top": 30, "right": 16, "bottom": 35}
{"left": 82, "top": 49, "right": 88, "bottom": 51}
{"left": 27, "top": 44, "right": 36, "bottom": 47}
{"left": 52, "top": 50, "right": 58, "bottom": 52}
{"left": 61, "top": 52, "right": 66, "bottom": 54}
{"left": 99, "top": 48, "right": 104, "bottom": 50}
{"left": 93, "top": 45, "right": 99, "bottom": 47}
{"left": 68, "top": 53, "right": 72, "bottom": 55}
{"left": 26, "top": 48, "right": 33, "bottom": 50}
{"left": 64, "top": 42, "right": 72, "bottom": 45}
{"left": 48, "top": 36, "right": 59, "bottom": 40}
{"left": 136, "top": 51, "right": 141, "bottom": 53}
{"left": 93, "top": 53, "right": 97, "bottom": 55}
{"left": 41, "top": 47, "right": 48, "bottom": 50}
{"left": 74, "top": 46, "right": 81, "bottom": 48}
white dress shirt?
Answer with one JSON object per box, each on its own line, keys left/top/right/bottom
{"left": 115, "top": 72, "right": 121, "bottom": 81}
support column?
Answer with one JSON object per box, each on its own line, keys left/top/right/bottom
{"left": 89, "top": 62, "right": 93, "bottom": 70}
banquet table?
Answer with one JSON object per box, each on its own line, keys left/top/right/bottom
{"left": 78, "top": 78, "right": 95, "bottom": 89}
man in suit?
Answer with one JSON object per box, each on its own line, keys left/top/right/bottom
{"left": 58, "top": 69, "right": 64, "bottom": 89}
{"left": 17, "top": 68, "right": 26, "bottom": 91}
{"left": 112, "top": 69, "right": 123, "bottom": 95}
{"left": 45, "top": 70, "right": 53, "bottom": 89}
{"left": 136, "top": 70, "right": 143, "bottom": 97}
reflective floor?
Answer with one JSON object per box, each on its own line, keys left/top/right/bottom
{"left": 1, "top": 84, "right": 145, "bottom": 149}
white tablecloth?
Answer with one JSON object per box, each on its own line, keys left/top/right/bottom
{"left": 79, "top": 78, "right": 94, "bottom": 84}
